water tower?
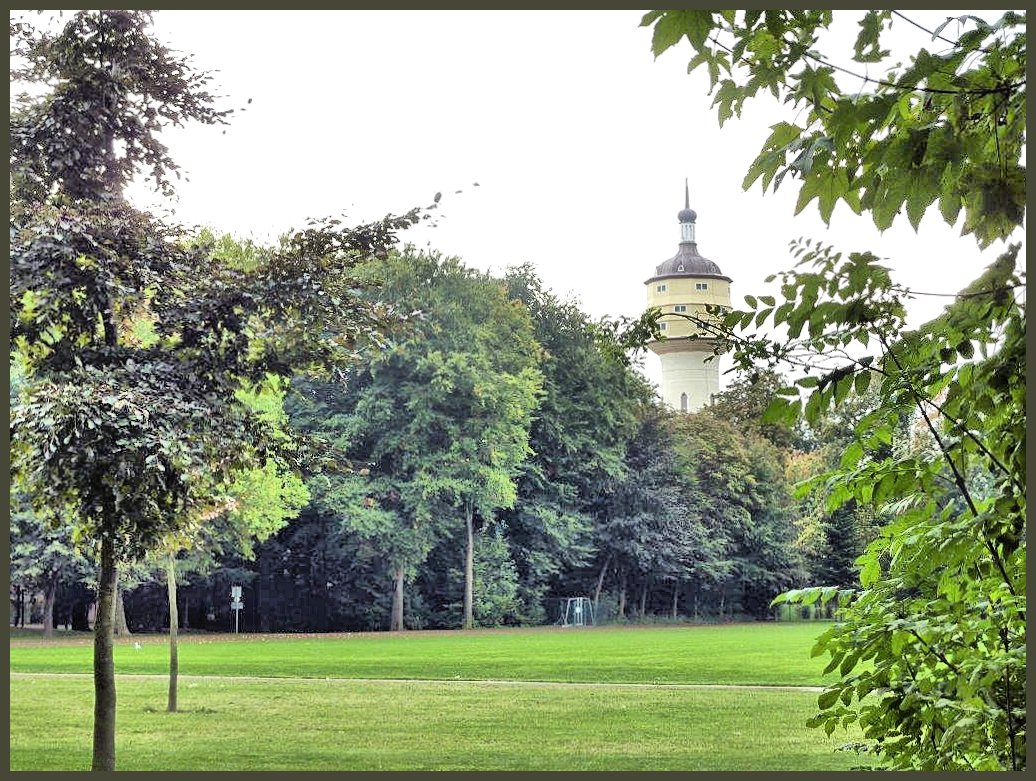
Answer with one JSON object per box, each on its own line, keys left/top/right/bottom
{"left": 644, "top": 183, "right": 732, "bottom": 412}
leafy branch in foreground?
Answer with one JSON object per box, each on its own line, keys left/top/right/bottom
{"left": 728, "top": 242, "right": 1024, "bottom": 770}
{"left": 642, "top": 9, "right": 1026, "bottom": 247}
{"left": 638, "top": 10, "right": 1025, "bottom": 767}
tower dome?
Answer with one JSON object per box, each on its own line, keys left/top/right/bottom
{"left": 649, "top": 242, "right": 727, "bottom": 281}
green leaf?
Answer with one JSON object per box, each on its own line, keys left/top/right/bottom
{"left": 854, "top": 370, "right": 871, "bottom": 395}
{"left": 649, "top": 10, "right": 716, "bottom": 56}
{"left": 818, "top": 688, "right": 840, "bottom": 710}
{"left": 905, "top": 167, "right": 941, "bottom": 230}
{"left": 859, "top": 555, "right": 880, "bottom": 587}
{"left": 761, "top": 396, "right": 798, "bottom": 426}
{"left": 853, "top": 10, "right": 891, "bottom": 62}
{"left": 839, "top": 652, "right": 860, "bottom": 676}
{"left": 796, "top": 168, "right": 850, "bottom": 224}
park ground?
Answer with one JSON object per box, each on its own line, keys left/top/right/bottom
{"left": 9, "top": 622, "right": 871, "bottom": 771}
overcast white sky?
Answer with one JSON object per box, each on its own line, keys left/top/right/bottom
{"left": 119, "top": 10, "right": 1019, "bottom": 390}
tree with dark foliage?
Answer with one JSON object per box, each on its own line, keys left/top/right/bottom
{"left": 10, "top": 11, "right": 416, "bottom": 769}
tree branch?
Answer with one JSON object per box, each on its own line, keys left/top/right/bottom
{"left": 880, "top": 334, "right": 1018, "bottom": 600}
{"left": 706, "top": 31, "right": 1024, "bottom": 98}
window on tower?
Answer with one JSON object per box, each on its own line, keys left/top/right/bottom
{"left": 674, "top": 304, "right": 687, "bottom": 313}
{"left": 680, "top": 393, "right": 688, "bottom": 411}
{"left": 656, "top": 283, "right": 667, "bottom": 293}
{"left": 659, "top": 322, "right": 667, "bottom": 331}
{"left": 695, "top": 282, "right": 709, "bottom": 291}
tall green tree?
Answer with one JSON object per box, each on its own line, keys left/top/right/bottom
{"left": 643, "top": 9, "right": 1025, "bottom": 769}
{"left": 9, "top": 11, "right": 415, "bottom": 769}
{"left": 290, "top": 250, "right": 543, "bottom": 631}
{"left": 672, "top": 411, "right": 800, "bottom": 618}
{"left": 500, "top": 266, "right": 648, "bottom": 621}
{"left": 587, "top": 405, "right": 724, "bottom": 620}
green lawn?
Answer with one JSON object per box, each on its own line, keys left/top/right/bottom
{"left": 10, "top": 622, "right": 835, "bottom": 685}
{"left": 10, "top": 674, "right": 864, "bottom": 771}
{"left": 10, "top": 622, "right": 870, "bottom": 771}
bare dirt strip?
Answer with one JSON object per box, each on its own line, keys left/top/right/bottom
{"left": 9, "top": 671, "right": 823, "bottom": 692}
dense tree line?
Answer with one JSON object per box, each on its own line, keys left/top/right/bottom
{"left": 14, "top": 249, "right": 867, "bottom": 635}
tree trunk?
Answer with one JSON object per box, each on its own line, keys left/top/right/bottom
{"left": 593, "top": 552, "right": 612, "bottom": 612}
{"left": 671, "top": 583, "right": 679, "bottom": 620}
{"left": 617, "top": 571, "right": 627, "bottom": 618}
{"left": 638, "top": 582, "right": 648, "bottom": 618}
{"left": 72, "top": 599, "right": 90, "bottom": 631}
{"left": 390, "top": 567, "right": 405, "bottom": 632}
{"left": 113, "top": 575, "right": 131, "bottom": 636}
{"left": 463, "top": 500, "right": 475, "bottom": 630}
{"left": 43, "top": 578, "right": 57, "bottom": 638}
{"left": 92, "top": 531, "right": 117, "bottom": 772}
{"left": 167, "top": 554, "right": 179, "bottom": 713}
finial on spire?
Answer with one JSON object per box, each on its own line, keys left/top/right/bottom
{"left": 677, "top": 179, "right": 697, "bottom": 242}
{"left": 678, "top": 180, "right": 697, "bottom": 242}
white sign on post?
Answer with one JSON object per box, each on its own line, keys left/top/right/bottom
{"left": 230, "top": 586, "right": 243, "bottom": 633}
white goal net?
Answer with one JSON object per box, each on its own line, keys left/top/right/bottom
{"left": 556, "top": 596, "right": 594, "bottom": 627}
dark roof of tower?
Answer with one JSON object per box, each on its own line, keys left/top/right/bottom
{"left": 645, "top": 241, "right": 730, "bottom": 284}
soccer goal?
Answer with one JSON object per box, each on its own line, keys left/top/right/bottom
{"left": 556, "top": 596, "right": 594, "bottom": 627}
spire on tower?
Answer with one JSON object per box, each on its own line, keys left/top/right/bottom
{"left": 678, "top": 180, "right": 697, "bottom": 242}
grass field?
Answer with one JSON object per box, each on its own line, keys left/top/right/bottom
{"left": 10, "top": 622, "right": 835, "bottom": 685}
{"left": 9, "top": 622, "right": 870, "bottom": 771}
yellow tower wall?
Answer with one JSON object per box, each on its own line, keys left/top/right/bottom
{"left": 646, "top": 277, "right": 731, "bottom": 337}
{"left": 645, "top": 276, "right": 731, "bottom": 411}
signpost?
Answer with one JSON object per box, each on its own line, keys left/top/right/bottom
{"left": 231, "top": 585, "right": 243, "bottom": 634}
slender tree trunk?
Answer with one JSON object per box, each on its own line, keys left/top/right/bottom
{"left": 593, "top": 552, "right": 612, "bottom": 612}
{"left": 390, "top": 567, "right": 405, "bottom": 632}
{"left": 671, "top": 583, "right": 679, "bottom": 620}
{"left": 113, "top": 574, "right": 131, "bottom": 636}
{"left": 617, "top": 570, "right": 627, "bottom": 618}
{"left": 72, "top": 600, "right": 90, "bottom": 631}
{"left": 92, "top": 531, "right": 117, "bottom": 772}
{"left": 43, "top": 578, "right": 57, "bottom": 639}
{"left": 167, "top": 554, "right": 179, "bottom": 713}
{"left": 639, "top": 582, "right": 648, "bottom": 618}
{"left": 463, "top": 500, "right": 475, "bottom": 630}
